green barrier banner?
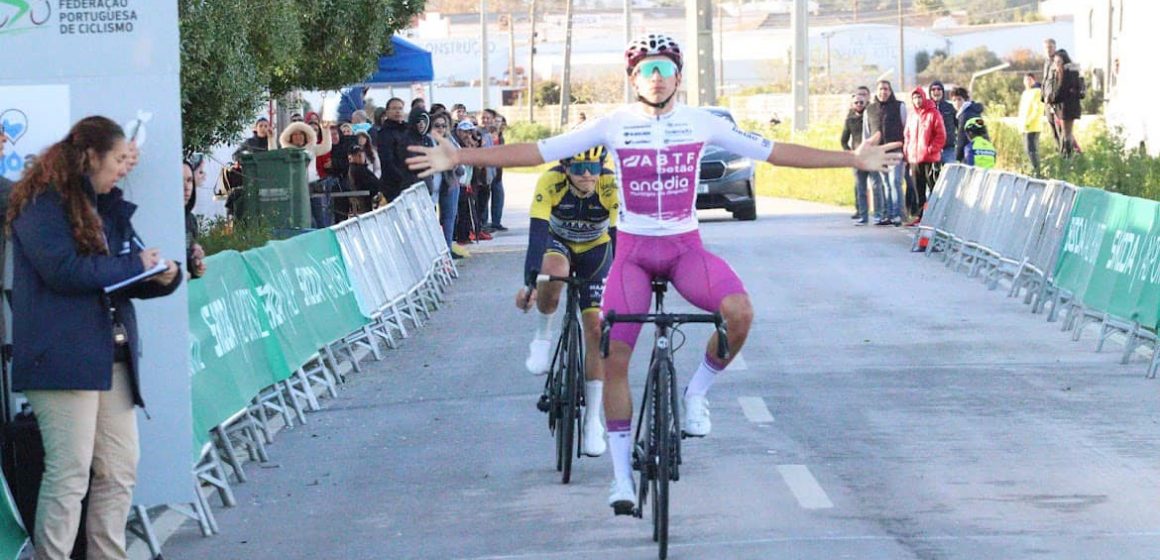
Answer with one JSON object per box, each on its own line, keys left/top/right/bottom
{"left": 241, "top": 230, "right": 369, "bottom": 371}
{"left": 0, "top": 478, "right": 26, "bottom": 559}
{"left": 188, "top": 231, "right": 370, "bottom": 451}
{"left": 1054, "top": 188, "right": 1160, "bottom": 329}
{"left": 188, "top": 251, "right": 288, "bottom": 451}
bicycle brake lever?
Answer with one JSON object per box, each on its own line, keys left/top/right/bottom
{"left": 715, "top": 316, "right": 730, "bottom": 361}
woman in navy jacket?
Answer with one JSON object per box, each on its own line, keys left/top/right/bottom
{"left": 7, "top": 116, "right": 181, "bottom": 559}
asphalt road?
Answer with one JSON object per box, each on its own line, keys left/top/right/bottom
{"left": 160, "top": 173, "right": 1160, "bottom": 560}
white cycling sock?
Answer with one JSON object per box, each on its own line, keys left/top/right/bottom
{"left": 585, "top": 381, "right": 604, "bottom": 425}
{"left": 608, "top": 420, "right": 633, "bottom": 485}
{"left": 684, "top": 357, "right": 723, "bottom": 397}
{"left": 533, "top": 308, "right": 553, "bottom": 340}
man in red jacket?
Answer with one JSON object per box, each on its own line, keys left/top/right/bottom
{"left": 903, "top": 86, "right": 946, "bottom": 225}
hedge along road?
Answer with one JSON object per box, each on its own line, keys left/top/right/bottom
{"left": 159, "top": 172, "right": 1160, "bottom": 560}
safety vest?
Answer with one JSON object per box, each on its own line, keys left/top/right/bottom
{"left": 971, "top": 136, "right": 997, "bottom": 169}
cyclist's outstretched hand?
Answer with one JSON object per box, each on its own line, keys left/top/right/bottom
{"left": 853, "top": 132, "right": 904, "bottom": 172}
{"left": 406, "top": 135, "right": 456, "bottom": 178}
{"left": 515, "top": 286, "right": 537, "bottom": 312}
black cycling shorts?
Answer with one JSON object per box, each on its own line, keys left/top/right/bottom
{"left": 544, "top": 237, "right": 612, "bottom": 312}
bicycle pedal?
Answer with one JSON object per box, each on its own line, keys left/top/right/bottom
{"left": 681, "top": 430, "right": 705, "bottom": 439}
{"left": 611, "top": 501, "right": 635, "bottom": 516}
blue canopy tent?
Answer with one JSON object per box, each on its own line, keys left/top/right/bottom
{"left": 365, "top": 36, "right": 433, "bottom": 85}
{"left": 337, "top": 36, "right": 434, "bottom": 121}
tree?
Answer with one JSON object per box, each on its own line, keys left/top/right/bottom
{"left": 913, "top": 0, "right": 948, "bottom": 15}
{"left": 179, "top": 1, "right": 268, "bottom": 155}
{"left": 178, "top": 0, "right": 426, "bottom": 154}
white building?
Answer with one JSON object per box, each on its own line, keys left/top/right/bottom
{"left": 1043, "top": 0, "right": 1160, "bottom": 154}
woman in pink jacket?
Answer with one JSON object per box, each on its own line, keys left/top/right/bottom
{"left": 903, "top": 86, "right": 947, "bottom": 225}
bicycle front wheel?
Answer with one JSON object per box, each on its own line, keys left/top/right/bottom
{"left": 653, "top": 357, "right": 674, "bottom": 558}
{"left": 559, "top": 316, "right": 583, "bottom": 484}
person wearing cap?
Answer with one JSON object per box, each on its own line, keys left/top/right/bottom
{"left": 243, "top": 117, "right": 273, "bottom": 152}
{"left": 452, "top": 120, "right": 484, "bottom": 245}
{"left": 406, "top": 33, "right": 901, "bottom": 514}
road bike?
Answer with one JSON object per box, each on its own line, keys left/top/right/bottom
{"left": 534, "top": 273, "right": 589, "bottom": 484}
{"left": 600, "top": 279, "right": 728, "bottom": 560}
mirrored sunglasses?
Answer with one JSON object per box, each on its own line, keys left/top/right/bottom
{"left": 635, "top": 59, "right": 678, "bottom": 78}
{"left": 568, "top": 161, "right": 602, "bottom": 176}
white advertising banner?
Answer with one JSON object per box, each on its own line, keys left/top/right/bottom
{"left": 0, "top": 1, "right": 193, "bottom": 506}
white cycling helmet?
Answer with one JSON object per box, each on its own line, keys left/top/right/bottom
{"left": 624, "top": 34, "right": 683, "bottom": 75}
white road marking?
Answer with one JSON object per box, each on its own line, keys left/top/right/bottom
{"left": 737, "top": 396, "right": 774, "bottom": 423}
{"left": 725, "top": 353, "right": 747, "bottom": 371}
{"left": 777, "top": 464, "right": 834, "bottom": 509}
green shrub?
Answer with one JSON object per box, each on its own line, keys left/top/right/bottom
{"left": 197, "top": 215, "right": 278, "bottom": 257}
{"left": 745, "top": 120, "right": 857, "bottom": 206}
{"left": 505, "top": 121, "right": 556, "bottom": 143}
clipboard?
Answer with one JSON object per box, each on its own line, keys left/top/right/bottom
{"left": 104, "top": 260, "right": 167, "bottom": 294}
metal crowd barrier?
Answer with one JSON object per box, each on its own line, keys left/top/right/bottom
{"left": 168, "top": 183, "right": 457, "bottom": 557}
{"left": 912, "top": 164, "right": 1160, "bottom": 377}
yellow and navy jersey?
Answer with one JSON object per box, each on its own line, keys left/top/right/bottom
{"left": 530, "top": 165, "right": 619, "bottom": 254}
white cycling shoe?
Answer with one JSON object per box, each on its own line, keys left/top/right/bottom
{"left": 525, "top": 339, "right": 552, "bottom": 375}
{"left": 608, "top": 478, "right": 637, "bottom": 515}
{"left": 682, "top": 394, "right": 711, "bottom": 437}
{"left": 581, "top": 414, "right": 606, "bottom": 457}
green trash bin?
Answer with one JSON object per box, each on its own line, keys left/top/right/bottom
{"left": 237, "top": 149, "right": 311, "bottom": 229}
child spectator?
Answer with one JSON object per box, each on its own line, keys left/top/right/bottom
{"left": 963, "top": 117, "right": 996, "bottom": 169}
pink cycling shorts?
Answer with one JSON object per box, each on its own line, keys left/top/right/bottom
{"left": 602, "top": 230, "right": 747, "bottom": 349}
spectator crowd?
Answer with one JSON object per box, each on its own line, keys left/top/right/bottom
{"left": 216, "top": 88, "right": 514, "bottom": 260}
{"left": 841, "top": 37, "right": 1084, "bottom": 229}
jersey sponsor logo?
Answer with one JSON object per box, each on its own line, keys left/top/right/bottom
{"left": 620, "top": 150, "right": 698, "bottom": 173}
{"left": 733, "top": 125, "right": 772, "bottom": 148}
{"left": 628, "top": 175, "right": 690, "bottom": 192}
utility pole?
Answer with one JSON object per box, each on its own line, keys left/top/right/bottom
{"left": 481, "top": 0, "right": 490, "bottom": 110}
{"left": 1105, "top": 0, "right": 1113, "bottom": 100}
{"left": 560, "top": 0, "right": 575, "bottom": 127}
{"left": 822, "top": 31, "right": 833, "bottom": 92}
{"left": 686, "top": 0, "right": 717, "bottom": 106}
{"left": 717, "top": 0, "right": 724, "bottom": 99}
{"left": 509, "top": 13, "right": 516, "bottom": 90}
{"left": 791, "top": 0, "right": 808, "bottom": 130}
{"left": 624, "top": 0, "right": 633, "bottom": 102}
{"left": 897, "top": 0, "right": 904, "bottom": 91}
{"left": 529, "top": 0, "right": 536, "bottom": 122}
{"left": 853, "top": 0, "right": 858, "bottom": 22}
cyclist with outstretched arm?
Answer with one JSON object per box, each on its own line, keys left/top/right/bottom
{"left": 408, "top": 34, "right": 902, "bottom": 514}
{"left": 516, "top": 146, "right": 620, "bottom": 458}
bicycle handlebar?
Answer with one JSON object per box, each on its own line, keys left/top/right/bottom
{"left": 599, "top": 311, "right": 730, "bottom": 361}
{"left": 535, "top": 273, "right": 589, "bottom": 287}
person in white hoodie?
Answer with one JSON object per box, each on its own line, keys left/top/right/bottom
{"left": 279, "top": 121, "right": 333, "bottom": 184}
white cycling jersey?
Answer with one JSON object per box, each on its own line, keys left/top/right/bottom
{"left": 538, "top": 104, "right": 774, "bottom": 236}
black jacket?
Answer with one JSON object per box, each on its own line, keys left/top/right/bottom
{"left": 376, "top": 120, "right": 409, "bottom": 190}
{"left": 954, "top": 101, "right": 985, "bottom": 162}
{"left": 394, "top": 109, "right": 434, "bottom": 193}
{"left": 243, "top": 134, "right": 270, "bottom": 152}
{"left": 840, "top": 109, "right": 864, "bottom": 151}
{"left": 928, "top": 82, "right": 956, "bottom": 150}
{"left": 10, "top": 184, "right": 182, "bottom": 407}
{"left": 864, "top": 96, "right": 905, "bottom": 151}
{"left": 1046, "top": 67, "right": 1083, "bottom": 121}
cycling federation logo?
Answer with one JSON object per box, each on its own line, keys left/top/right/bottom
{"left": 0, "top": 85, "right": 71, "bottom": 182}
{"left": 0, "top": 1, "right": 51, "bottom": 34}
{"left": 0, "top": 109, "right": 31, "bottom": 179}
